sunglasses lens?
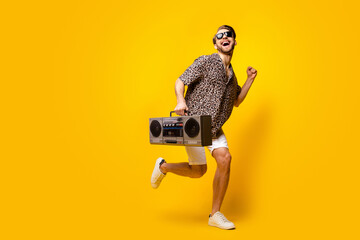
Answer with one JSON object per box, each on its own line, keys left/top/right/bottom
{"left": 216, "top": 31, "right": 233, "bottom": 40}
{"left": 216, "top": 33, "right": 223, "bottom": 39}
{"left": 225, "top": 31, "right": 233, "bottom": 38}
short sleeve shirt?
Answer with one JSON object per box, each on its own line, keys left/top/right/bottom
{"left": 179, "top": 53, "right": 241, "bottom": 138}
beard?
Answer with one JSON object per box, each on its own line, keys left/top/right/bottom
{"left": 216, "top": 42, "right": 235, "bottom": 55}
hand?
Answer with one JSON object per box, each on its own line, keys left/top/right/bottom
{"left": 174, "top": 102, "right": 188, "bottom": 116}
{"left": 247, "top": 66, "right": 257, "bottom": 81}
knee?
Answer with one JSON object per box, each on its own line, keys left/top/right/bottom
{"left": 217, "top": 152, "right": 232, "bottom": 170}
{"left": 190, "top": 164, "right": 207, "bottom": 178}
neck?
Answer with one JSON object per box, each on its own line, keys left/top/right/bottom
{"left": 217, "top": 51, "right": 233, "bottom": 69}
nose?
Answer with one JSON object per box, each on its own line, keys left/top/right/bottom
{"left": 222, "top": 35, "right": 229, "bottom": 40}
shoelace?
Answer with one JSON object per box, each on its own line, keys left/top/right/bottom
{"left": 215, "top": 213, "right": 230, "bottom": 223}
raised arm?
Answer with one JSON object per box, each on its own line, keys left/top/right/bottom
{"left": 174, "top": 78, "right": 189, "bottom": 115}
{"left": 234, "top": 66, "right": 257, "bottom": 107}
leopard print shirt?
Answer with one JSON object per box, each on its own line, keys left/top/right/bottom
{"left": 179, "top": 53, "right": 241, "bottom": 138}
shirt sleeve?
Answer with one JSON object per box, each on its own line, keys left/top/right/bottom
{"left": 179, "top": 56, "right": 206, "bottom": 86}
{"left": 233, "top": 73, "right": 242, "bottom": 96}
{"left": 236, "top": 85, "right": 242, "bottom": 96}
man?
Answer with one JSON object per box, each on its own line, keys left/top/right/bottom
{"left": 151, "top": 25, "right": 257, "bottom": 230}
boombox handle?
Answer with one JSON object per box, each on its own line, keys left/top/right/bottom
{"left": 170, "top": 110, "right": 187, "bottom": 117}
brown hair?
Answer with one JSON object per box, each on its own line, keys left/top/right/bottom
{"left": 212, "top": 25, "right": 236, "bottom": 44}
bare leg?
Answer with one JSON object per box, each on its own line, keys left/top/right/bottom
{"left": 211, "top": 147, "right": 231, "bottom": 215}
{"left": 160, "top": 162, "right": 207, "bottom": 178}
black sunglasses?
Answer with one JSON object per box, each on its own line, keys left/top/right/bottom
{"left": 215, "top": 31, "right": 233, "bottom": 40}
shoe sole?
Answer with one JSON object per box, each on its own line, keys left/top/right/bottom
{"left": 151, "top": 158, "right": 165, "bottom": 189}
{"left": 208, "top": 222, "right": 235, "bottom": 230}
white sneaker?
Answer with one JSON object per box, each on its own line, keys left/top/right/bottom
{"left": 208, "top": 211, "right": 235, "bottom": 230}
{"left": 151, "top": 157, "right": 166, "bottom": 189}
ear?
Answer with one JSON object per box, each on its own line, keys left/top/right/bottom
{"left": 214, "top": 44, "right": 218, "bottom": 50}
{"left": 235, "top": 40, "right": 237, "bottom": 46}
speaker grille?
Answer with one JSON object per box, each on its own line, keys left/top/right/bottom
{"left": 150, "top": 120, "right": 161, "bottom": 137}
{"left": 185, "top": 118, "right": 200, "bottom": 138}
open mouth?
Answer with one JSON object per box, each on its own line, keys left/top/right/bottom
{"left": 222, "top": 42, "right": 230, "bottom": 46}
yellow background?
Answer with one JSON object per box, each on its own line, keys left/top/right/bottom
{"left": 1, "top": 0, "right": 360, "bottom": 239}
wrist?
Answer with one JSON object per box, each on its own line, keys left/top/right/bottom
{"left": 177, "top": 99, "right": 186, "bottom": 104}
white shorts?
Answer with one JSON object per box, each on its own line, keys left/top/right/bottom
{"left": 185, "top": 131, "right": 228, "bottom": 165}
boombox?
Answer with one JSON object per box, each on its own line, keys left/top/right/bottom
{"left": 149, "top": 111, "right": 212, "bottom": 146}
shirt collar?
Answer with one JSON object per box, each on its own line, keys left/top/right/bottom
{"left": 213, "top": 53, "right": 233, "bottom": 82}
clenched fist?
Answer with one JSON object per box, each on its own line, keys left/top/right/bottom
{"left": 247, "top": 66, "right": 257, "bottom": 81}
{"left": 174, "top": 101, "right": 188, "bottom": 116}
